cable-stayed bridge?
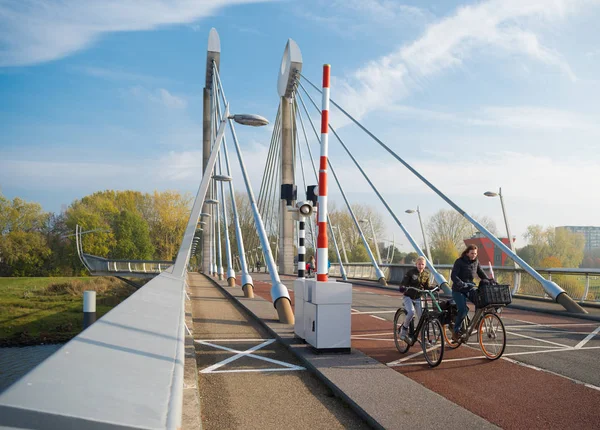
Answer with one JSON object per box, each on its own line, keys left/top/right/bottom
{"left": 2, "top": 28, "right": 599, "bottom": 429}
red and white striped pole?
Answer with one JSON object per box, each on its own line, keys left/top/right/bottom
{"left": 316, "top": 64, "right": 330, "bottom": 282}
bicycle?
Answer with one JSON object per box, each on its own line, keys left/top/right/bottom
{"left": 393, "top": 286, "right": 445, "bottom": 367}
{"left": 440, "top": 283, "right": 508, "bottom": 360}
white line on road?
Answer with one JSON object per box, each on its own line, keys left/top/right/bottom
{"left": 351, "top": 310, "right": 396, "bottom": 315}
{"left": 574, "top": 325, "right": 600, "bottom": 349}
{"left": 185, "top": 323, "right": 192, "bottom": 336}
{"left": 502, "top": 356, "right": 600, "bottom": 392}
{"left": 352, "top": 332, "right": 392, "bottom": 337}
{"left": 506, "top": 323, "right": 598, "bottom": 328}
{"left": 507, "top": 331, "right": 571, "bottom": 348}
{"left": 370, "top": 315, "right": 386, "bottom": 321}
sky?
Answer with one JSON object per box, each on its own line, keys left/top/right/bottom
{"left": 1, "top": 0, "right": 599, "bottom": 252}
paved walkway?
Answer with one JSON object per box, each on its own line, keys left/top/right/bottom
{"left": 186, "top": 273, "right": 370, "bottom": 430}
{"left": 197, "top": 272, "right": 496, "bottom": 430}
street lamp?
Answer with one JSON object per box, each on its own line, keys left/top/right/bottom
{"left": 484, "top": 187, "right": 519, "bottom": 293}
{"left": 359, "top": 218, "right": 382, "bottom": 265}
{"left": 405, "top": 206, "right": 433, "bottom": 265}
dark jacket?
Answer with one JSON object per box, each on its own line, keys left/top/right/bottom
{"left": 451, "top": 255, "right": 488, "bottom": 292}
{"left": 399, "top": 268, "right": 431, "bottom": 299}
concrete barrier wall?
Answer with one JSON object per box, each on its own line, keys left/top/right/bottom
{"left": 0, "top": 272, "right": 187, "bottom": 429}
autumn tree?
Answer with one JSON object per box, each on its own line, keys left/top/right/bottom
{"left": 0, "top": 194, "right": 52, "bottom": 276}
{"left": 518, "top": 225, "right": 585, "bottom": 268}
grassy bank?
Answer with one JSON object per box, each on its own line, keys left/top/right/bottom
{"left": 0, "top": 277, "right": 137, "bottom": 347}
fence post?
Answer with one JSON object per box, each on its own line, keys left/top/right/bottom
{"left": 83, "top": 291, "right": 96, "bottom": 329}
{"left": 582, "top": 273, "right": 590, "bottom": 302}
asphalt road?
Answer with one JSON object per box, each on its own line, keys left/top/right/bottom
{"left": 254, "top": 274, "right": 600, "bottom": 429}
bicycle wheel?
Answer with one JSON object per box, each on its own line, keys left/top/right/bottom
{"left": 442, "top": 323, "right": 460, "bottom": 349}
{"left": 442, "top": 315, "right": 470, "bottom": 349}
{"left": 393, "top": 308, "right": 410, "bottom": 353}
{"left": 421, "top": 318, "right": 444, "bottom": 367}
{"left": 478, "top": 312, "right": 506, "bottom": 360}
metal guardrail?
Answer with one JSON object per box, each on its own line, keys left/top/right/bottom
{"left": 81, "top": 253, "right": 175, "bottom": 278}
{"left": 329, "top": 263, "right": 600, "bottom": 303}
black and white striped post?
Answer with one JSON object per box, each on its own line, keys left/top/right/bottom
{"left": 83, "top": 291, "right": 96, "bottom": 329}
{"left": 298, "top": 219, "right": 306, "bottom": 278}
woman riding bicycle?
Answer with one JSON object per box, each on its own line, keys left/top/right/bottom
{"left": 398, "top": 256, "right": 431, "bottom": 341}
{"left": 450, "top": 244, "right": 490, "bottom": 343}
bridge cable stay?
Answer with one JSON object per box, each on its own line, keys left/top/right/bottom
{"left": 213, "top": 74, "right": 255, "bottom": 295}
{"left": 293, "top": 98, "right": 347, "bottom": 280}
{"left": 298, "top": 82, "right": 450, "bottom": 292}
{"left": 261, "top": 113, "right": 282, "bottom": 265}
{"left": 211, "top": 85, "right": 225, "bottom": 279}
{"left": 244, "top": 106, "right": 281, "bottom": 272}
{"left": 217, "top": 150, "right": 236, "bottom": 286}
{"left": 213, "top": 63, "right": 294, "bottom": 323}
{"left": 292, "top": 99, "right": 318, "bottom": 253}
{"left": 300, "top": 74, "right": 586, "bottom": 313}
{"left": 252, "top": 107, "right": 280, "bottom": 258}
{"left": 296, "top": 90, "right": 387, "bottom": 285}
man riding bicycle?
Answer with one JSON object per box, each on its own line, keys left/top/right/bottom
{"left": 398, "top": 256, "right": 432, "bottom": 341}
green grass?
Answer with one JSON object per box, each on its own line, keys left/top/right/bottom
{"left": 0, "top": 277, "right": 136, "bottom": 346}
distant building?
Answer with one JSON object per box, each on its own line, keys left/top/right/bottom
{"left": 463, "top": 232, "right": 514, "bottom": 266}
{"left": 558, "top": 226, "right": 600, "bottom": 252}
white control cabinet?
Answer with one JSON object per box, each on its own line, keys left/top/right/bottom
{"left": 303, "top": 279, "right": 352, "bottom": 351}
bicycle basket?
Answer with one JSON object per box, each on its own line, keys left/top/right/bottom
{"left": 438, "top": 299, "right": 457, "bottom": 325}
{"left": 475, "top": 284, "right": 512, "bottom": 308}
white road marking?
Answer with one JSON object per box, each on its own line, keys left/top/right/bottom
{"left": 502, "top": 356, "right": 600, "bottom": 392}
{"left": 351, "top": 310, "right": 396, "bottom": 315}
{"left": 370, "top": 315, "right": 386, "bottom": 321}
{"left": 352, "top": 332, "right": 392, "bottom": 337}
{"left": 506, "top": 323, "right": 597, "bottom": 328}
{"left": 197, "top": 339, "right": 305, "bottom": 374}
{"left": 574, "top": 325, "right": 600, "bottom": 349}
{"left": 353, "top": 337, "right": 396, "bottom": 342}
{"left": 506, "top": 331, "right": 571, "bottom": 348}
{"left": 185, "top": 323, "right": 192, "bottom": 336}
{"left": 195, "top": 338, "right": 269, "bottom": 342}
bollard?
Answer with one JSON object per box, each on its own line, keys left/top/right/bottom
{"left": 83, "top": 290, "right": 97, "bottom": 329}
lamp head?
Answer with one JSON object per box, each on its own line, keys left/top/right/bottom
{"left": 229, "top": 114, "right": 269, "bottom": 127}
{"left": 484, "top": 191, "right": 498, "bottom": 197}
{"left": 405, "top": 209, "right": 416, "bottom": 214}
{"left": 212, "top": 174, "right": 232, "bottom": 182}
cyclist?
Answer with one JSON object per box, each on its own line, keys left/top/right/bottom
{"left": 398, "top": 256, "right": 431, "bottom": 341}
{"left": 450, "top": 244, "right": 490, "bottom": 342}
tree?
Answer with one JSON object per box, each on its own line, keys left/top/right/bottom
{"left": 405, "top": 252, "right": 419, "bottom": 264}
{"left": 539, "top": 256, "right": 562, "bottom": 268}
{"left": 426, "top": 209, "right": 473, "bottom": 252}
{"left": 431, "top": 239, "right": 459, "bottom": 264}
{"left": 112, "top": 210, "right": 154, "bottom": 260}
{"left": 0, "top": 193, "right": 52, "bottom": 276}
{"left": 520, "top": 225, "right": 585, "bottom": 268}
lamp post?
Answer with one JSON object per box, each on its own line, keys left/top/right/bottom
{"left": 405, "top": 207, "right": 433, "bottom": 265}
{"left": 360, "top": 218, "right": 382, "bottom": 265}
{"left": 484, "top": 188, "right": 520, "bottom": 294}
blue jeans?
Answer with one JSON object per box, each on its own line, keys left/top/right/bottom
{"left": 452, "top": 290, "right": 475, "bottom": 334}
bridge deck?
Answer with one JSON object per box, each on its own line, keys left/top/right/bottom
{"left": 213, "top": 272, "right": 600, "bottom": 429}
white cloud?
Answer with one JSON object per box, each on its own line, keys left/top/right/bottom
{"left": 383, "top": 104, "right": 600, "bottom": 132}
{"left": 128, "top": 86, "right": 187, "bottom": 109}
{"left": 0, "top": 0, "right": 270, "bottom": 67}
{"left": 334, "top": 0, "right": 592, "bottom": 121}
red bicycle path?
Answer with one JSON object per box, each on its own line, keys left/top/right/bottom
{"left": 243, "top": 277, "right": 600, "bottom": 430}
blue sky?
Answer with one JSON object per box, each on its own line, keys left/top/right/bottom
{"left": 1, "top": 0, "right": 599, "bottom": 251}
